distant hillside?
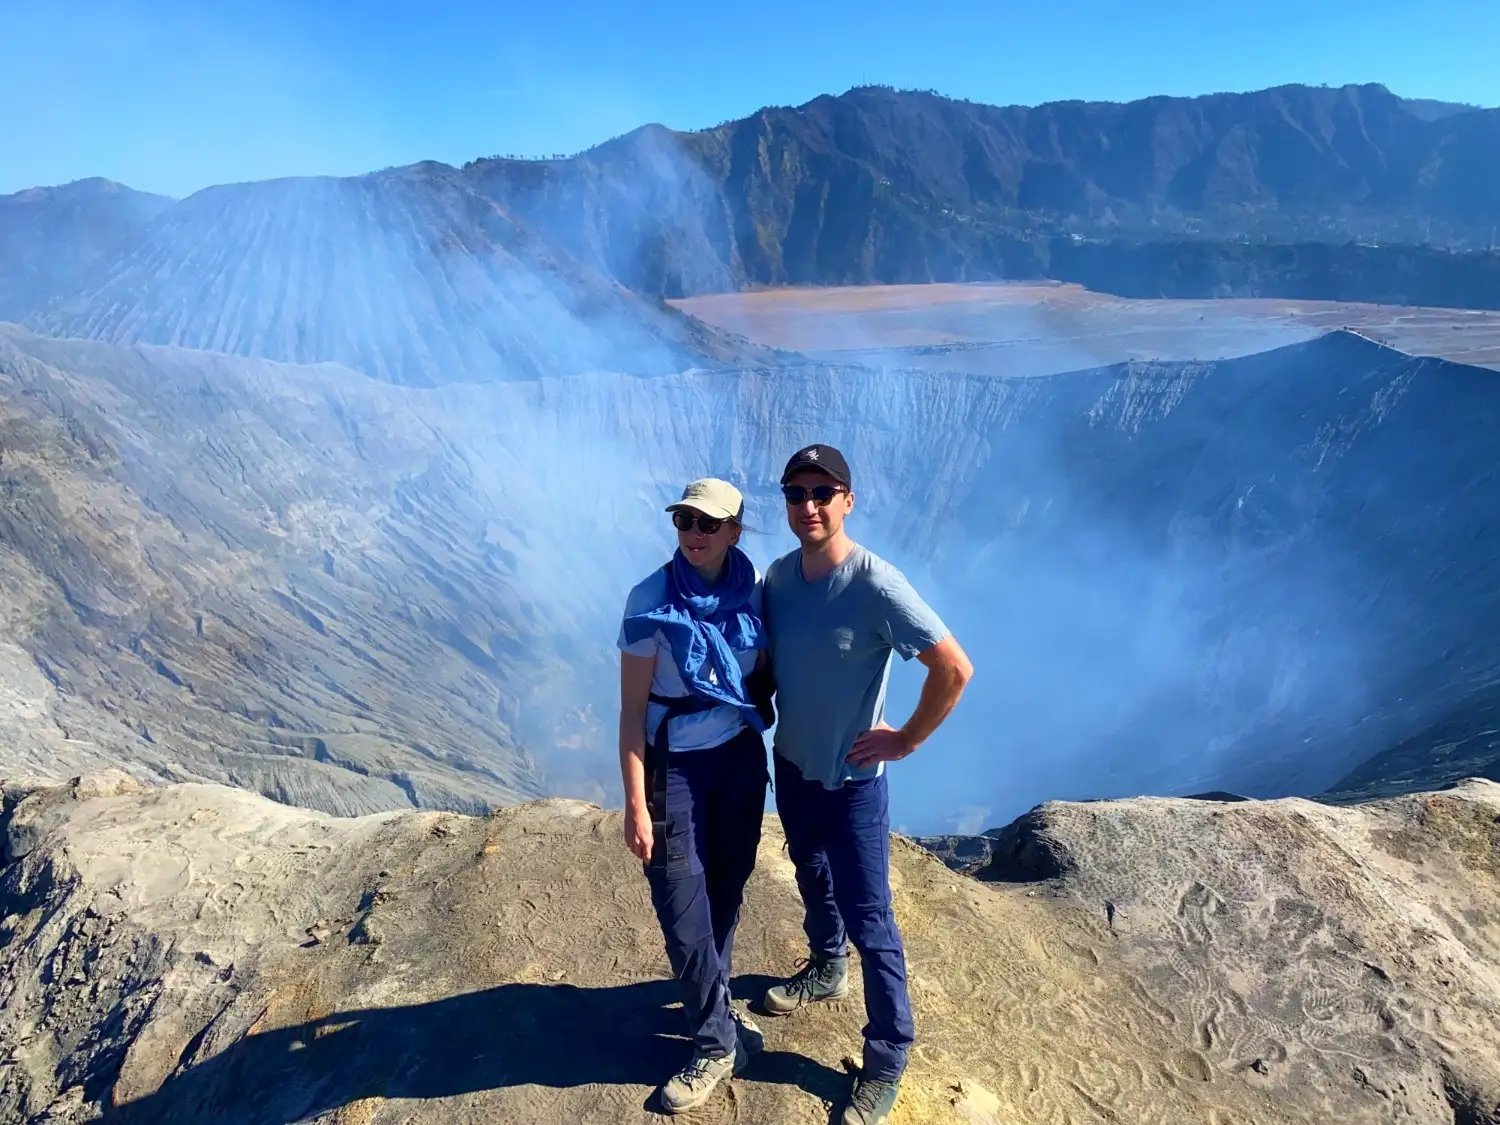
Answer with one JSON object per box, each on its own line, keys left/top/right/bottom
{"left": 1048, "top": 238, "right": 1500, "bottom": 309}
{"left": 0, "top": 178, "right": 171, "bottom": 322}
{"left": 471, "top": 82, "right": 1500, "bottom": 297}
{"left": 29, "top": 166, "right": 768, "bottom": 386}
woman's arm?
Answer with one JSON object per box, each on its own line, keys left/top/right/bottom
{"left": 619, "top": 651, "right": 657, "bottom": 862}
{"left": 748, "top": 648, "right": 776, "bottom": 730}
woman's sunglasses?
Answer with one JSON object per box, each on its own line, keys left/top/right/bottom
{"left": 781, "top": 484, "right": 846, "bottom": 506}
{"left": 672, "top": 511, "right": 726, "bottom": 534}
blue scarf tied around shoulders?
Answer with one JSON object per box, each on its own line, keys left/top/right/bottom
{"left": 620, "top": 546, "right": 767, "bottom": 733}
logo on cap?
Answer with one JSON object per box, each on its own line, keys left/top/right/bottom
{"left": 804, "top": 448, "right": 820, "bottom": 461}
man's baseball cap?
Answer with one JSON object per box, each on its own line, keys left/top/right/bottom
{"left": 780, "top": 443, "right": 852, "bottom": 488}
{"left": 666, "top": 477, "right": 745, "bottom": 522}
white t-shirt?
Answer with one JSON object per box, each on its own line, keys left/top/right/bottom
{"left": 617, "top": 565, "right": 762, "bottom": 752}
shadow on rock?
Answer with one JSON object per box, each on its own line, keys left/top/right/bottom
{"left": 111, "top": 976, "right": 845, "bottom": 1123}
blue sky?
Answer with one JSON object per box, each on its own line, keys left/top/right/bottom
{"left": 5, "top": 0, "right": 1497, "bottom": 198}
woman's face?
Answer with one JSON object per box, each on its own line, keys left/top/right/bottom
{"left": 673, "top": 508, "right": 741, "bottom": 575}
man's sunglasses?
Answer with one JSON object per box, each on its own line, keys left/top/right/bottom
{"left": 672, "top": 511, "right": 726, "bottom": 534}
{"left": 782, "top": 484, "right": 847, "bottom": 506}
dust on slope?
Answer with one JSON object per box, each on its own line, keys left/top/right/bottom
{"left": 27, "top": 168, "right": 771, "bottom": 386}
{"left": 3, "top": 773, "right": 1497, "bottom": 1124}
{"left": 0, "top": 326, "right": 546, "bottom": 815}
{"left": 0, "top": 179, "right": 172, "bottom": 324}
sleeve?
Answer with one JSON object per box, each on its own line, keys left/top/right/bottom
{"left": 617, "top": 581, "right": 661, "bottom": 658}
{"left": 755, "top": 559, "right": 776, "bottom": 640}
{"left": 875, "top": 565, "right": 951, "bottom": 661}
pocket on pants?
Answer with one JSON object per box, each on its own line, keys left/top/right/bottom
{"left": 665, "top": 820, "right": 695, "bottom": 874}
{"left": 842, "top": 774, "right": 890, "bottom": 835}
{"left": 649, "top": 803, "right": 700, "bottom": 878}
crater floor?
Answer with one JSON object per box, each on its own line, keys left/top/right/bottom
{"left": 675, "top": 283, "right": 1500, "bottom": 375}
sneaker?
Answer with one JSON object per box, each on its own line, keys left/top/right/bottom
{"left": 763, "top": 953, "right": 849, "bottom": 1015}
{"left": 731, "top": 1005, "right": 765, "bottom": 1055}
{"left": 659, "top": 1047, "right": 740, "bottom": 1115}
{"left": 842, "top": 1074, "right": 900, "bottom": 1125}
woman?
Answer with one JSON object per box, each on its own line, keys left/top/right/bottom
{"left": 618, "top": 476, "right": 772, "bottom": 1115}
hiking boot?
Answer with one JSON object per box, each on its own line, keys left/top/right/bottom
{"left": 659, "top": 1047, "right": 741, "bottom": 1115}
{"left": 731, "top": 1005, "right": 765, "bottom": 1055}
{"left": 842, "top": 1074, "right": 900, "bottom": 1125}
{"left": 762, "top": 952, "right": 848, "bottom": 1015}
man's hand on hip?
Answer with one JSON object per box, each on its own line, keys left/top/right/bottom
{"left": 847, "top": 722, "right": 917, "bottom": 767}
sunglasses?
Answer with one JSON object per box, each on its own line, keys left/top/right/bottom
{"left": 781, "top": 484, "right": 847, "bottom": 506}
{"left": 672, "top": 511, "right": 726, "bottom": 534}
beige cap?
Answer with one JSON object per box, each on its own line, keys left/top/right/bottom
{"left": 666, "top": 478, "right": 744, "bottom": 522}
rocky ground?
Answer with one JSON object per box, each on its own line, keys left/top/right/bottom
{"left": 2, "top": 771, "right": 1497, "bottom": 1124}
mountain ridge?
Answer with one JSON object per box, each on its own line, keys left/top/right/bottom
{"left": 4, "top": 81, "right": 1499, "bottom": 383}
{"left": 468, "top": 80, "right": 1500, "bottom": 297}
{"left": 25, "top": 165, "right": 772, "bottom": 386}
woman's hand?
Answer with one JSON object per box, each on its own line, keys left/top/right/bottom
{"left": 624, "top": 801, "right": 654, "bottom": 863}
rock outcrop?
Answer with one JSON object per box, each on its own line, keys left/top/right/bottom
{"left": 2, "top": 772, "right": 1497, "bottom": 1124}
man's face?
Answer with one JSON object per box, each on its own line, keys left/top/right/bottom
{"left": 783, "top": 468, "right": 854, "bottom": 546}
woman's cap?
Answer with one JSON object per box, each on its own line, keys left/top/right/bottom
{"left": 666, "top": 478, "right": 744, "bottom": 522}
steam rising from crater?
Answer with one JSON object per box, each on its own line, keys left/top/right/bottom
{"left": 17, "top": 128, "right": 1490, "bottom": 836}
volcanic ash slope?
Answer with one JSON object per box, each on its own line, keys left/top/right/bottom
{"left": 3, "top": 775, "right": 1498, "bottom": 1124}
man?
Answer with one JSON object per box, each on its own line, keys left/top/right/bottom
{"left": 760, "top": 443, "right": 973, "bottom": 1125}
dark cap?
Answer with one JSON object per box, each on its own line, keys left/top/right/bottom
{"left": 780, "top": 443, "right": 852, "bottom": 488}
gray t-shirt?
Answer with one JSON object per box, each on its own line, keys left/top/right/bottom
{"left": 764, "top": 543, "right": 949, "bottom": 788}
{"left": 617, "top": 565, "right": 763, "bottom": 752}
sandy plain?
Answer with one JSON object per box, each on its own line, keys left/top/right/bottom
{"left": 674, "top": 283, "right": 1500, "bottom": 375}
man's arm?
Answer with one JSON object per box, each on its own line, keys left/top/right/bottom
{"left": 847, "top": 636, "right": 973, "bottom": 767}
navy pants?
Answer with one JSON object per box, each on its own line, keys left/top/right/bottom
{"left": 773, "top": 753, "right": 914, "bottom": 1082}
{"left": 645, "top": 727, "right": 768, "bottom": 1058}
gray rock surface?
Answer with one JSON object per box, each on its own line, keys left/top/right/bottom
{"left": 908, "top": 832, "right": 1000, "bottom": 876}
{"left": 0, "top": 325, "right": 549, "bottom": 815}
{"left": 1, "top": 772, "right": 1496, "bottom": 1123}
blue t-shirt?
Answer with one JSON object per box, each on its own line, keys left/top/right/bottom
{"left": 764, "top": 543, "right": 949, "bottom": 788}
{"left": 617, "top": 565, "right": 763, "bottom": 752}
